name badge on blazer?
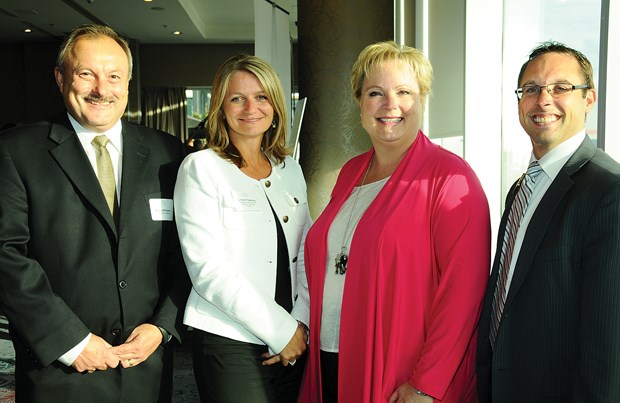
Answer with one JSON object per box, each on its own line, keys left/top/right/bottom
{"left": 149, "top": 198, "right": 174, "bottom": 221}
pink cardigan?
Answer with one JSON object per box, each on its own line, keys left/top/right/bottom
{"left": 299, "top": 131, "right": 491, "bottom": 402}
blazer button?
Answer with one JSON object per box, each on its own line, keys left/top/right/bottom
{"left": 282, "top": 215, "right": 289, "bottom": 223}
{"left": 110, "top": 329, "right": 121, "bottom": 336}
{"left": 265, "top": 180, "right": 271, "bottom": 188}
{"left": 118, "top": 280, "right": 127, "bottom": 289}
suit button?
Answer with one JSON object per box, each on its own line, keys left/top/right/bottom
{"left": 265, "top": 180, "right": 271, "bottom": 188}
{"left": 118, "top": 280, "right": 127, "bottom": 289}
{"left": 283, "top": 215, "right": 289, "bottom": 223}
{"left": 110, "top": 329, "right": 121, "bottom": 336}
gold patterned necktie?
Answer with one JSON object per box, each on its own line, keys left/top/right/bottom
{"left": 91, "top": 135, "right": 117, "bottom": 217}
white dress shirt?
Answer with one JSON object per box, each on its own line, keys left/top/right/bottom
{"left": 505, "top": 131, "right": 587, "bottom": 291}
{"left": 71, "top": 114, "right": 123, "bottom": 198}
{"left": 58, "top": 113, "right": 124, "bottom": 366}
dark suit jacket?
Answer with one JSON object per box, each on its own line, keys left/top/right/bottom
{"left": 477, "top": 138, "right": 620, "bottom": 402}
{"left": 0, "top": 114, "right": 188, "bottom": 402}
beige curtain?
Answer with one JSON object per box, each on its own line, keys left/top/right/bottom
{"left": 142, "top": 87, "right": 187, "bottom": 140}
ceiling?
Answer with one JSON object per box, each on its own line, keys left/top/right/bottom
{"left": 0, "top": 0, "right": 298, "bottom": 44}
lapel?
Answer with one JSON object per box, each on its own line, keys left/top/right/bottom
{"left": 504, "top": 138, "right": 596, "bottom": 309}
{"left": 118, "top": 122, "right": 149, "bottom": 232}
{"left": 48, "top": 114, "right": 118, "bottom": 236}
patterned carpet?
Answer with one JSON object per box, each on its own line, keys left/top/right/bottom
{"left": 171, "top": 334, "right": 201, "bottom": 402}
{"left": 0, "top": 316, "right": 15, "bottom": 403}
{"left": 0, "top": 319, "right": 200, "bottom": 403}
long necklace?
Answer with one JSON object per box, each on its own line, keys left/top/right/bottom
{"left": 334, "top": 157, "right": 373, "bottom": 275}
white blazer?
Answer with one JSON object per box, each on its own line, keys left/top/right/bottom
{"left": 174, "top": 148, "right": 311, "bottom": 354}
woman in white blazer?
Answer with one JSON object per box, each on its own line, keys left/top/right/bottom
{"left": 174, "top": 54, "right": 311, "bottom": 403}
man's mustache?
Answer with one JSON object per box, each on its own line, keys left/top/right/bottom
{"left": 84, "top": 94, "right": 116, "bottom": 103}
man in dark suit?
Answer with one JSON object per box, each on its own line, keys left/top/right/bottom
{"left": 477, "top": 41, "right": 620, "bottom": 402}
{"left": 0, "top": 24, "right": 187, "bottom": 402}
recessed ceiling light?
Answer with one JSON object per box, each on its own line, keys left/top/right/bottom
{"left": 173, "top": 31, "right": 182, "bottom": 36}
{"left": 24, "top": 28, "right": 32, "bottom": 33}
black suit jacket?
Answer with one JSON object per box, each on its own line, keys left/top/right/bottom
{"left": 477, "top": 138, "right": 620, "bottom": 402}
{"left": 0, "top": 114, "right": 188, "bottom": 402}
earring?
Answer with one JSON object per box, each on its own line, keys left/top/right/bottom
{"left": 271, "top": 120, "right": 277, "bottom": 129}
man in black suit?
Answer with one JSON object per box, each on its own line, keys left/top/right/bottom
{"left": 0, "top": 24, "right": 187, "bottom": 402}
{"left": 476, "top": 41, "right": 620, "bottom": 402}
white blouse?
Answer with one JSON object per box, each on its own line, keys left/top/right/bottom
{"left": 321, "top": 177, "right": 388, "bottom": 352}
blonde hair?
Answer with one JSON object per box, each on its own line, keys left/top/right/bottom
{"left": 351, "top": 41, "right": 433, "bottom": 107}
{"left": 206, "top": 54, "right": 289, "bottom": 167}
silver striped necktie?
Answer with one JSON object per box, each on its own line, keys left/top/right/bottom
{"left": 489, "top": 161, "right": 543, "bottom": 348}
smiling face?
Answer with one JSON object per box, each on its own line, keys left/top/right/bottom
{"left": 518, "top": 52, "right": 596, "bottom": 159}
{"left": 222, "top": 70, "right": 274, "bottom": 145}
{"left": 359, "top": 60, "right": 423, "bottom": 151}
{"left": 54, "top": 35, "right": 130, "bottom": 133}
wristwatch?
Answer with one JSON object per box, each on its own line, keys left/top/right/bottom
{"left": 415, "top": 388, "right": 429, "bottom": 397}
{"left": 297, "top": 320, "right": 310, "bottom": 344}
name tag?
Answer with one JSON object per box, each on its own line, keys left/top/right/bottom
{"left": 149, "top": 198, "right": 174, "bottom": 221}
{"left": 238, "top": 197, "right": 258, "bottom": 209}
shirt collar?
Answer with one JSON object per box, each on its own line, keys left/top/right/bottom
{"left": 67, "top": 112, "right": 123, "bottom": 153}
{"left": 532, "top": 130, "right": 586, "bottom": 180}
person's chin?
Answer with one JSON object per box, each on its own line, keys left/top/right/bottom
{"left": 81, "top": 117, "right": 118, "bottom": 132}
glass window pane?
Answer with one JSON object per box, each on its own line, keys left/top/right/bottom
{"left": 501, "top": 0, "right": 602, "bottom": 201}
{"left": 186, "top": 87, "right": 211, "bottom": 129}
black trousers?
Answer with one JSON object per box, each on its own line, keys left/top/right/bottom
{"left": 192, "top": 329, "right": 305, "bottom": 403}
{"left": 320, "top": 350, "right": 338, "bottom": 403}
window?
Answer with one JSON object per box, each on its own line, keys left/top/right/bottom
{"left": 463, "top": 0, "right": 608, "bottom": 252}
{"left": 186, "top": 87, "right": 211, "bottom": 130}
{"left": 501, "top": 0, "right": 602, "bottom": 203}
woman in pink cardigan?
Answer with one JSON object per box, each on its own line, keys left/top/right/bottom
{"left": 298, "top": 41, "right": 491, "bottom": 403}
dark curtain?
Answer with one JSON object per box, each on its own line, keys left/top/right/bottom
{"left": 142, "top": 87, "right": 187, "bottom": 140}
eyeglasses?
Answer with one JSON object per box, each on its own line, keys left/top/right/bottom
{"left": 515, "top": 83, "right": 590, "bottom": 100}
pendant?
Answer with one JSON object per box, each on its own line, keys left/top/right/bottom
{"left": 335, "top": 250, "right": 348, "bottom": 275}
